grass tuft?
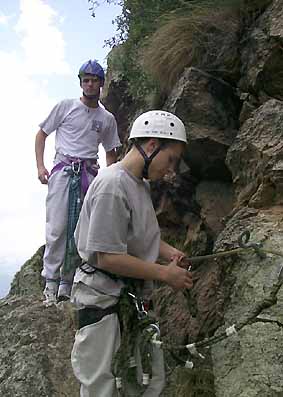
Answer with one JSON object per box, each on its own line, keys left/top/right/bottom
{"left": 141, "top": 0, "right": 272, "bottom": 93}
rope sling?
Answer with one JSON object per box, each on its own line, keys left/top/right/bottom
{"left": 62, "top": 162, "right": 82, "bottom": 276}
{"left": 112, "top": 280, "right": 161, "bottom": 396}
{"left": 49, "top": 157, "right": 98, "bottom": 276}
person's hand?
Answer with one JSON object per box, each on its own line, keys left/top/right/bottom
{"left": 170, "top": 247, "right": 185, "bottom": 262}
{"left": 170, "top": 248, "right": 192, "bottom": 270}
{"left": 38, "top": 166, "right": 49, "bottom": 184}
{"left": 178, "top": 257, "right": 192, "bottom": 271}
{"left": 164, "top": 258, "right": 193, "bottom": 291}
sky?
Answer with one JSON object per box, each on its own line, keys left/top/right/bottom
{"left": 0, "top": 0, "right": 121, "bottom": 298}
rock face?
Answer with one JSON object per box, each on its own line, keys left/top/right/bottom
{"left": 239, "top": 0, "right": 283, "bottom": 102}
{"left": 3, "top": 1, "right": 283, "bottom": 396}
{"left": 165, "top": 67, "right": 241, "bottom": 181}
{"left": 101, "top": 77, "right": 134, "bottom": 147}
{"left": 147, "top": 1, "right": 283, "bottom": 395}
{"left": 227, "top": 99, "right": 283, "bottom": 209}
{"left": 0, "top": 248, "right": 79, "bottom": 397}
{"left": 212, "top": 206, "right": 283, "bottom": 397}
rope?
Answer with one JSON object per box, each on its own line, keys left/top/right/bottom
{"left": 184, "top": 246, "right": 283, "bottom": 263}
{"left": 159, "top": 274, "right": 283, "bottom": 363}
{"left": 152, "top": 233, "right": 283, "bottom": 366}
{"left": 184, "top": 230, "right": 283, "bottom": 264}
{"left": 112, "top": 230, "right": 283, "bottom": 393}
{"left": 62, "top": 169, "right": 82, "bottom": 275}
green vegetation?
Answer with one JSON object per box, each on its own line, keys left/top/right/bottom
{"left": 105, "top": 0, "right": 191, "bottom": 100}
{"left": 89, "top": 0, "right": 273, "bottom": 103}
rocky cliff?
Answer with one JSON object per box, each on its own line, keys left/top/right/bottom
{"left": 0, "top": 247, "right": 79, "bottom": 396}
{"left": 1, "top": 1, "right": 283, "bottom": 396}
{"left": 103, "top": 1, "right": 283, "bottom": 395}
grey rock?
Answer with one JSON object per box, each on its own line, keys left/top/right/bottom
{"left": 239, "top": 0, "right": 283, "bottom": 101}
{"left": 212, "top": 206, "right": 283, "bottom": 396}
{"left": 196, "top": 180, "right": 235, "bottom": 239}
{"left": 227, "top": 99, "right": 283, "bottom": 208}
{"left": 9, "top": 246, "right": 44, "bottom": 297}
{"left": 165, "top": 67, "right": 241, "bottom": 181}
{"left": 0, "top": 250, "right": 79, "bottom": 397}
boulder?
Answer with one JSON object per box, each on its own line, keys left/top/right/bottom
{"left": 101, "top": 77, "right": 133, "bottom": 147}
{"left": 165, "top": 67, "right": 241, "bottom": 181}
{"left": 196, "top": 180, "right": 235, "bottom": 239}
{"left": 227, "top": 99, "right": 283, "bottom": 208}
{"left": 239, "top": 0, "right": 283, "bottom": 102}
{"left": 0, "top": 249, "right": 79, "bottom": 397}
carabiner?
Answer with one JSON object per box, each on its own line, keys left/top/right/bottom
{"left": 238, "top": 230, "right": 266, "bottom": 259}
{"left": 72, "top": 161, "right": 81, "bottom": 175}
{"left": 128, "top": 292, "right": 148, "bottom": 319}
{"left": 147, "top": 323, "right": 160, "bottom": 336}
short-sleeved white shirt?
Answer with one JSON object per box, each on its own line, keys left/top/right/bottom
{"left": 39, "top": 98, "right": 121, "bottom": 159}
{"left": 74, "top": 162, "right": 161, "bottom": 296}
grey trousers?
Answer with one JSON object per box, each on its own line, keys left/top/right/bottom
{"left": 42, "top": 158, "right": 96, "bottom": 283}
{"left": 71, "top": 313, "right": 165, "bottom": 397}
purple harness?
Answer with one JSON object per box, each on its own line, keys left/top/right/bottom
{"left": 50, "top": 156, "right": 99, "bottom": 194}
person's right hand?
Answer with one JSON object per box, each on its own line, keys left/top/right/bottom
{"left": 164, "top": 258, "right": 193, "bottom": 291}
{"left": 38, "top": 166, "right": 50, "bottom": 184}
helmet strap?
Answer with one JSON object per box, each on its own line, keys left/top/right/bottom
{"left": 134, "top": 141, "right": 164, "bottom": 179}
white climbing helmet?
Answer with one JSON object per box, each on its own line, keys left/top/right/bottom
{"left": 129, "top": 110, "right": 187, "bottom": 143}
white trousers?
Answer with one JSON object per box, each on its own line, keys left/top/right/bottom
{"left": 42, "top": 161, "right": 95, "bottom": 283}
{"left": 71, "top": 313, "right": 165, "bottom": 397}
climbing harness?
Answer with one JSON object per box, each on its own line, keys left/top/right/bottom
{"left": 50, "top": 156, "right": 99, "bottom": 276}
{"left": 78, "top": 304, "right": 119, "bottom": 329}
{"left": 50, "top": 156, "right": 98, "bottom": 195}
{"left": 79, "top": 262, "right": 122, "bottom": 281}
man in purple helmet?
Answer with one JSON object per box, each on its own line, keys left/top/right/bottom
{"left": 35, "top": 59, "right": 121, "bottom": 305}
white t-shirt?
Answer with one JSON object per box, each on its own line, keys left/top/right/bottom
{"left": 39, "top": 98, "right": 121, "bottom": 159}
{"left": 73, "top": 162, "right": 161, "bottom": 297}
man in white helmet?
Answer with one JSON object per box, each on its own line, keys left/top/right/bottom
{"left": 71, "top": 110, "right": 193, "bottom": 397}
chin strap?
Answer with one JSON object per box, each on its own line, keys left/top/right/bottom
{"left": 82, "top": 91, "right": 100, "bottom": 101}
{"left": 134, "top": 142, "right": 164, "bottom": 179}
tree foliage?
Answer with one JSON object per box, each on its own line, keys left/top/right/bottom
{"left": 103, "top": 0, "right": 193, "bottom": 100}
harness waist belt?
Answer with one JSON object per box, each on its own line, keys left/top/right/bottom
{"left": 80, "top": 262, "right": 120, "bottom": 281}
{"left": 50, "top": 154, "right": 99, "bottom": 194}
{"left": 78, "top": 304, "right": 119, "bottom": 329}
